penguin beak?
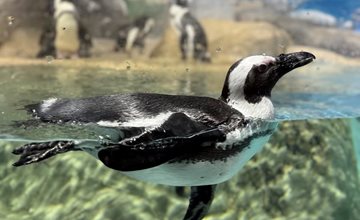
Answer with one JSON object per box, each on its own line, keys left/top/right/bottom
{"left": 275, "top": 51, "right": 316, "bottom": 76}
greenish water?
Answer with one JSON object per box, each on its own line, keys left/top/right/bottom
{"left": 351, "top": 118, "right": 360, "bottom": 170}
{"left": 0, "top": 65, "right": 359, "bottom": 220}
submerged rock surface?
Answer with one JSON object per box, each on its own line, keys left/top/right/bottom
{"left": 0, "top": 119, "right": 359, "bottom": 220}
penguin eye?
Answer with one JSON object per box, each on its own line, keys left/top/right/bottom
{"left": 257, "top": 64, "right": 268, "bottom": 73}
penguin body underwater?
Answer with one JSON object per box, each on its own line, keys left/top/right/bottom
{"left": 169, "top": 0, "right": 211, "bottom": 62}
{"left": 114, "top": 16, "right": 155, "bottom": 54}
{"left": 37, "top": 0, "right": 92, "bottom": 59}
{"left": 13, "top": 52, "right": 315, "bottom": 220}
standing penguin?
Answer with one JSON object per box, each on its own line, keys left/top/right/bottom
{"left": 37, "top": 0, "right": 92, "bottom": 59}
{"left": 169, "top": 0, "right": 211, "bottom": 62}
{"left": 114, "top": 16, "right": 155, "bottom": 54}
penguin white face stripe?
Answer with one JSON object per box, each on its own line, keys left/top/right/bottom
{"left": 54, "top": 1, "right": 77, "bottom": 18}
{"left": 223, "top": 55, "right": 277, "bottom": 119}
{"left": 228, "top": 55, "right": 276, "bottom": 101}
{"left": 169, "top": 4, "right": 189, "bottom": 35}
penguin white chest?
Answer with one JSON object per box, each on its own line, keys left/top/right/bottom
{"left": 55, "top": 14, "right": 80, "bottom": 54}
{"left": 122, "top": 131, "right": 273, "bottom": 186}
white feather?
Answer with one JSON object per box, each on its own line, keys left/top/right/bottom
{"left": 123, "top": 133, "right": 272, "bottom": 186}
{"left": 126, "top": 27, "right": 140, "bottom": 51}
{"left": 230, "top": 98, "right": 275, "bottom": 120}
{"left": 185, "top": 24, "right": 195, "bottom": 59}
{"left": 169, "top": 4, "right": 188, "bottom": 36}
{"left": 41, "top": 98, "right": 58, "bottom": 112}
{"left": 227, "top": 55, "right": 276, "bottom": 119}
{"left": 121, "top": 112, "right": 174, "bottom": 127}
{"left": 54, "top": 1, "right": 77, "bottom": 18}
{"left": 96, "top": 112, "right": 176, "bottom": 128}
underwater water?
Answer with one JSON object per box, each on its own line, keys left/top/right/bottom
{"left": 0, "top": 64, "right": 359, "bottom": 220}
{"left": 351, "top": 118, "right": 360, "bottom": 170}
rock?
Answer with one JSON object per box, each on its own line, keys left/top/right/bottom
{"left": 275, "top": 19, "right": 360, "bottom": 58}
{"left": 289, "top": 9, "right": 338, "bottom": 27}
{"left": 235, "top": 4, "right": 360, "bottom": 58}
{"left": 152, "top": 20, "right": 292, "bottom": 62}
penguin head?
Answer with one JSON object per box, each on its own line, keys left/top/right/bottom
{"left": 220, "top": 52, "right": 315, "bottom": 118}
{"left": 54, "top": 0, "right": 77, "bottom": 18}
{"left": 170, "top": 1, "right": 189, "bottom": 18}
{"left": 175, "top": 0, "right": 190, "bottom": 7}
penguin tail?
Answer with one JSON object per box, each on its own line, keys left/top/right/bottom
{"left": 12, "top": 141, "right": 77, "bottom": 167}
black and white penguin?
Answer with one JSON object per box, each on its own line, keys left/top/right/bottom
{"left": 114, "top": 16, "right": 155, "bottom": 54}
{"left": 37, "top": 0, "right": 92, "bottom": 59}
{"left": 169, "top": 0, "right": 211, "bottom": 62}
{"left": 13, "top": 52, "right": 315, "bottom": 220}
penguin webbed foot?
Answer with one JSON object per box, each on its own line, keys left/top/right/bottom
{"left": 183, "top": 185, "right": 217, "bottom": 220}
{"left": 12, "top": 141, "right": 76, "bottom": 167}
{"left": 175, "top": 186, "right": 188, "bottom": 198}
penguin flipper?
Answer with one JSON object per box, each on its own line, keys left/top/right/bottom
{"left": 175, "top": 186, "right": 187, "bottom": 197}
{"left": 183, "top": 185, "right": 217, "bottom": 220}
{"left": 98, "top": 113, "right": 227, "bottom": 171}
{"left": 12, "top": 141, "right": 77, "bottom": 167}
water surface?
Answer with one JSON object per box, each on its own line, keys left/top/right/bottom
{"left": 0, "top": 64, "right": 359, "bottom": 141}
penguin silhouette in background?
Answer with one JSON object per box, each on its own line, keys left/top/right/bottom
{"left": 37, "top": 0, "right": 92, "bottom": 59}
{"left": 169, "top": 0, "right": 211, "bottom": 62}
{"left": 114, "top": 16, "right": 155, "bottom": 55}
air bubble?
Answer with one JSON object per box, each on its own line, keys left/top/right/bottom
{"left": 7, "top": 16, "right": 15, "bottom": 26}
{"left": 125, "top": 61, "right": 131, "bottom": 70}
{"left": 45, "top": 55, "right": 54, "bottom": 64}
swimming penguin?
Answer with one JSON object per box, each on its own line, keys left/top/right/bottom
{"left": 37, "top": 0, "right": 92, "bottom": 59}
{"left": 169, "top": 0, "right": 211, "bottom": 62}
{"left": 12, "top": 52, "right": 315, "bottom": 220}
{"left": 114, "top": 16, "right": 155, "bottom": 54}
